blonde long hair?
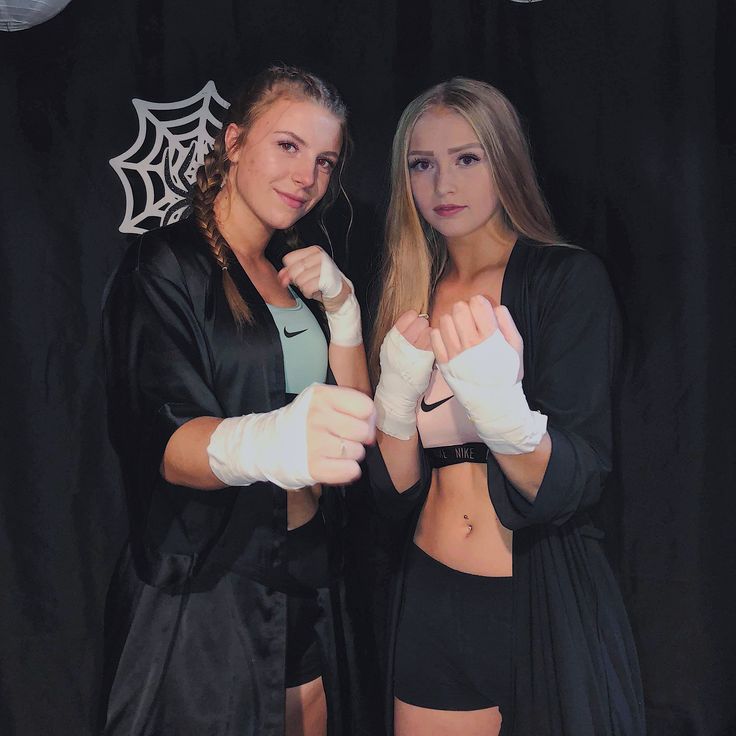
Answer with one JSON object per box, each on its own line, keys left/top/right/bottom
{"left": 369, "top": 78, "right": 560, "bottom": 383}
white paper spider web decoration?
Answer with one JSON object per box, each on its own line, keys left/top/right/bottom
{"left": 110, "top": 80, "right": 230, "bottom": 234}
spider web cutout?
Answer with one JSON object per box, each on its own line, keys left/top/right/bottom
{"left": 110, "top": 81, "right": 230, "bottom": 234}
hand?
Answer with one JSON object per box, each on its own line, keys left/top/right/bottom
{"left": 206, "top": 383, "right": 375, "bottom": 490}
{"left": 279, "top": 245, "right": 348, "bottom": 312}
{"left": 429, "top": 295, "right": 546, "bottom": 455}
{"left": 430, "top": 295, "right": 523, "bottom": 382}
{"left": 373, "top": 311, "right": 435, "bottom": 440}
{"left": 305, "top": 384, "right": 376, "bottom": 485}
{"left": 394, "top": 309, "right": 433, "bottom": 351}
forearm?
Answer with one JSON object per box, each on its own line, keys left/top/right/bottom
{"left": 329, "top": 341, "right": 371, "bottom": 395}
{"left": 162, "top": 416, "right": 227, "bottom": 490}
{"left": 376, "top": 429, "right": 422, "bottom": 492}
{"left": 491, "top": 431, "right": 551, "bottom": 502}
{"left": 323, "top": 278, "right": 369, "bottom": 394}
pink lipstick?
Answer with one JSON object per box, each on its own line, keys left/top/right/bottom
{"left": 433, "top": 204, "right": 467, "bottom": 217}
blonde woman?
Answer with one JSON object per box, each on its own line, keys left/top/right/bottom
{"left": 367, "top": 78, "right": 645, "bottom": 736}
{"left": 101, "top": 66, "right": 373, "bottom": 736}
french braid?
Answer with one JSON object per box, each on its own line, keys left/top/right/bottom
{"left": 192, "top": 64, "right": 350, "bottom": 326}
{"left": 192, "top": 137, "right": 253, "bottom": 325}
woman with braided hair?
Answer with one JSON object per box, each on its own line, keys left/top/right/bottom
{"left": 100, "top": 65, "right": 374, "bottom": 736}
{"left": 366, "top": 78, "right": 645, "bottom": 735}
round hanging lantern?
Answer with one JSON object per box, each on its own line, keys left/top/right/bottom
{"left": 0, "top": 0, "right": 74, "bottom": 32}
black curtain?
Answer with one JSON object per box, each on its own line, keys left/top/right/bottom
{"left": 1, "top": 1, "right": 733, "bottom": 734}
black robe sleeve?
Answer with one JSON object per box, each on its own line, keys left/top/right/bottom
{"left": 488, "top": 249, "right": 621, "bottom": 529}
{"left": 104, "top": 237, "right": 236, "bottom": 588}
{"left": 363, "top": 442, "right": 431, "bottom": 521}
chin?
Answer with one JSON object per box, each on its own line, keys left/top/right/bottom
{"left": 428, "top": 219, "right": 478, "bottom": 240}
{"left": 261, "top": 209, "right": 303, "bottom": 232}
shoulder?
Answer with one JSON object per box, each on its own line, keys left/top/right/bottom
{"left": 117, "top": 217, "right": 215, "bottom": 285}
{"left": 517, "top": 240, "right": 614, "bottom": 303}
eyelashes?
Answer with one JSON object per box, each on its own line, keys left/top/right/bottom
{"left": 278, "top": 140, "right": 336, "bottom": 172}
{"left": 407, "top": 152, "right": 482, "bottom": 172}
{"left": 457, "top": 153, "right": 480, "bottom": 166}
{"left": 317, "top": 157, "right": 336, "bottom": 171}
{"left": 408, "top": 158, "right": 431, "bottom": 172}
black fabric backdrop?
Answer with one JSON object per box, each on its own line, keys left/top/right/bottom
{"left": 1, "top": 1, "right": 734, "bottom": 734}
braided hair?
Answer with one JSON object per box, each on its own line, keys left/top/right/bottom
{"left": 192, "top": 64, "right": 350, "bottom": 326}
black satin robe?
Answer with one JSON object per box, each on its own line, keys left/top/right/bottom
{"left": 100, "top": 218, "right": 360, "bottom": 736}
{"left": 366, "top": 240, "right": 647, "bottom": 735}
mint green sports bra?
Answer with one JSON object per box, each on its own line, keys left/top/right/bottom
{"left": 266, "top": 289, "right": 328, "bottom": 395}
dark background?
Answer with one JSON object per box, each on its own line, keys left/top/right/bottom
{"left": 1, "top": 0, "right": 734, "bottom": 734}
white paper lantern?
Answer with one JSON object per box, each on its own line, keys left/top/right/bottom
{"left": 0, "top": 0, "right": 73, "bottom": 31}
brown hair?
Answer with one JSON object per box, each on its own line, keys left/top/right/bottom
{"left": 369, "top": 77, "right": 560, "bottom": 383}
{"left": 192, "top": 64, "right": 350, "bottom": 326}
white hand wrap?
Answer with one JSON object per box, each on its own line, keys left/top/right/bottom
{"left": 317, "top": 252, "right": 343, "bottom": 299}
{"left": 320, "top": 253, "right": 362, "bottom": 347}
{"left": 374, "top": 326, "right": 435, "bottom": 440}
{"left": 207, "top": 385, "right": 317, "bottom": 490}
{"left": 438, "top": 330, "right": 547, "bottom": 454}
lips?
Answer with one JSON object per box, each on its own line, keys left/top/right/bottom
{"left": 433, "top": 204, "right": 467, "bottom": 217}
{"left": 275, "top": 190, "right": 308, "bottom": 209}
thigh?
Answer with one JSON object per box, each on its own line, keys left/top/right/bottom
{"left": 393, "top": 544, "right": 513, "bottom": 713}
{"left": 286, "top": 676, "right": 327, "bottom": 736}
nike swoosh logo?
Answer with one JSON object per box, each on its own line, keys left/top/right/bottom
{"left": 284, "top": 327, "right": 308, "bottom": 338}
{"left": 420, "top": 395, "right": 454, "bottom": 412}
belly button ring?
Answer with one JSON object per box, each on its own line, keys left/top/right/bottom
{"left": 463, "top": 514, "right": 469, "bottom": 519}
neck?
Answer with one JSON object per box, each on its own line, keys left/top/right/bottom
{"left": 445, "top": 213, "right": 518, "bottom": 281}
{"left": 213, "top": 180, "right": 273, "bottom": 265}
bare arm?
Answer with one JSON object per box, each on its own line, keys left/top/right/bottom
{"left": 162, "top": 417, "right": 226, "bottom": 489}
{"left": 491, "top": 432, "right": 551, "bottom": 502}
{"left": 376, "top": 429, "right": 422, "bottom": 492}
{"left": 162, "top": 385, "right": 375, "bottom": 491}
{"left": 326, "top": 280, "right": 371, "bottom": 395}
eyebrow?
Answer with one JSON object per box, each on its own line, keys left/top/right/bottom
{"left": 274, "top": 130, "right": 339, "bottom": 158}
{"left": 408, "top": 142, "right": 484, "bottom": 156}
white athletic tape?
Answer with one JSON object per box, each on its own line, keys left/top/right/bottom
{"left": 207, "top": 385, "right": 317, "bottom": 490}
{"left": 374, "top": 327, "right": 435, "bottom": 440}
{"left": 439, "top": 330, "right": 547, "bottom": 454}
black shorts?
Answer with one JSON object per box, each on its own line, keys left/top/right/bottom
{"left": 394, "top": 543, "right": 513, "bottom": 712}
{"left": 284, "top": 512, "right": 329, "bottom": 688}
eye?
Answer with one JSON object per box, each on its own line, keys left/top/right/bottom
{"left": 278, "top": 140, "right": 298, "bottom": 153}
{"left": 457, "top": 153, "right": 480, "bottom": 166}
{"left": 317, "top": 157, "right": 336, "bottom": 172}
{"left": 408, "top": 158, "right": 432, "bottom": 172}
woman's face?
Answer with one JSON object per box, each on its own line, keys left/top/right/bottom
{"left": 407, "top": 107, "right": 501, "bottom": 241}
{"left": 225, "top": 97, "right": 342, "bottom": 232}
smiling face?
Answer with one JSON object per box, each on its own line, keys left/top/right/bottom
{"left": 407, "top": 106, "right": 502, "bottom": 241}
{"left": 224, "top": 96, "right": 343, "bottom": 234}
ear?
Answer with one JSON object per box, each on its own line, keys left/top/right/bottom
{"left": 224, "top": 123, "right": 242, "bottom": 164}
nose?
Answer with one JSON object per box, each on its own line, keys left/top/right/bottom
{"left": 292, "top": 159, "right": 317, "bottom": 190}
{"left": 434, "top": 164, "right": 456, "bottom": 197}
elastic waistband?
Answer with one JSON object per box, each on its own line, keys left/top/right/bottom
{"left": 424, "top": 442, "right": 490, "bottom": 468}
{"left": 407, "top": 543, "right": 512, "bottom": 589}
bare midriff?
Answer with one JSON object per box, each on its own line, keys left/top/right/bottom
{"left": 414, "top": 462, "right": 512, "bottom": 577}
